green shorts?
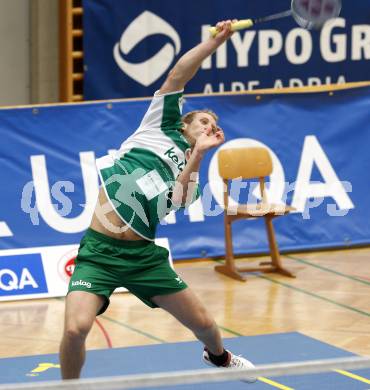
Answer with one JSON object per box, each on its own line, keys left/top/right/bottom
{"left": 68, "top": 228, "right": 187, "bottom": 314}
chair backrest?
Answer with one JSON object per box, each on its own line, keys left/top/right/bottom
{"left": 218, "top": 147, "right": 273, "bottom": 180}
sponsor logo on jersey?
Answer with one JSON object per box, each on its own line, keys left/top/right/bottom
{"left": 164, "top": 147, "right": 185, "bottom": 171}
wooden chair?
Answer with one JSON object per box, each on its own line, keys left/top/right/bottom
{"left": 216, "top": 147, "right": 296, "bottom": 282}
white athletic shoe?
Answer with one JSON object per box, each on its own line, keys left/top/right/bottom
{"left": 203, "top": 349, "right": 257, "bottom": 383}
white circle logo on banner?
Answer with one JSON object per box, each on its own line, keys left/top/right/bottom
{"left": 208, "top": 138, "right": 286, "bottom": 209}
{"left": 113, "top": 11, "right": 181, "bottom": 86}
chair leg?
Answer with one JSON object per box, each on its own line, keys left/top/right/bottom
{"left": 264, "top": 216, "right": 295, "bottom": 278}
{"left": 215, "top": 220, "right": 246, "bottom": 282}
{"left": 224, "top": 220, "right": 234, "bottom": 267}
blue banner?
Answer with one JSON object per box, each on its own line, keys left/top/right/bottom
{"left": 0, "top": 86, "right": 369, "bottom": 260}
{"left": 0, "top": 254, "right": 48, "bottom": 297}
{"left": 83, "top": 0, "right": 370, "bottom": 99}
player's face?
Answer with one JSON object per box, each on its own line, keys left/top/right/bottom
{"left": 182, "top": 113, "right": 218, "bottom": 146}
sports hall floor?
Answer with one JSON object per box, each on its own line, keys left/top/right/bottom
{"left": 0, "top": 247, "right": 369, "bottom": 389}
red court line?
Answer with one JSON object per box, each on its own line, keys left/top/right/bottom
{"left": 95, "top": 318, "right": 113, "bottom": 348}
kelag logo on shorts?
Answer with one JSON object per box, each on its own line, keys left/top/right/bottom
{"left": 0, "top": 253, "right": 48, "bottom": 296}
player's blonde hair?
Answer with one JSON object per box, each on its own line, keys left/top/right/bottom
{"left": 181, "top": 109, "right": 218, "bottom": 125}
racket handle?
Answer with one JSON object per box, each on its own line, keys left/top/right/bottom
{"left": 209, "top": 19, "right": 254, "bottom": 37}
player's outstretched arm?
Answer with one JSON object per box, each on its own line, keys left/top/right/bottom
{"left": 159, "top": 20, "right": 235, "bottom": 94}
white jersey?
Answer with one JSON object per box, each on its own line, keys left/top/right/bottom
{"left": 96, "top": 90, "right": 199, "bottom": 240}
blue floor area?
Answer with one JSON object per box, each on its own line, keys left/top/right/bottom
{"left": 1, "top": 332, "right": 369, "bottom": 389}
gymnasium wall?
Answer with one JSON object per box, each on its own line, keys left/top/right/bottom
{"left": 0, "top": 0, "right": 59, "bottom": 106}
{"left": 0, "top": 0, "right": 30, "bottom": 106}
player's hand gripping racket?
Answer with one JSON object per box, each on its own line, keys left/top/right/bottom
{"left": 209, "top": 0, "right": 342, "bottom": 36}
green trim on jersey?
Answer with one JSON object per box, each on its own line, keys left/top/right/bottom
{"left": 121, "top": 147, "right": 175, "bottom": 183}
{"left": 96, "top": 90, "right": 199, "bottom": 240}
{"left": 99, "top": 148, "right": 175, "bottom": 240}
{"left": 161, "top": 93, "right": 183, "bottom": 130}
{"left": 161, "top": 93, "right": 190, "bottom": 153}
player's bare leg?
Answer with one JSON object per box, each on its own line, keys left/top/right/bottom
{"left": 152, "top": 288, "right": 256, "bottom": 381}
{"left": 59, "top": 291, "right": 105, "bottom": 379}
{"left": 152, "top": 288, "right": 224, "bottom": 355}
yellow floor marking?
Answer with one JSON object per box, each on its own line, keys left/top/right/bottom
{"left": 334, "top": 369, "right": 370, "bottom": 384}
{"left": 258, "top": 376, "right": 294, "bottom": 389}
